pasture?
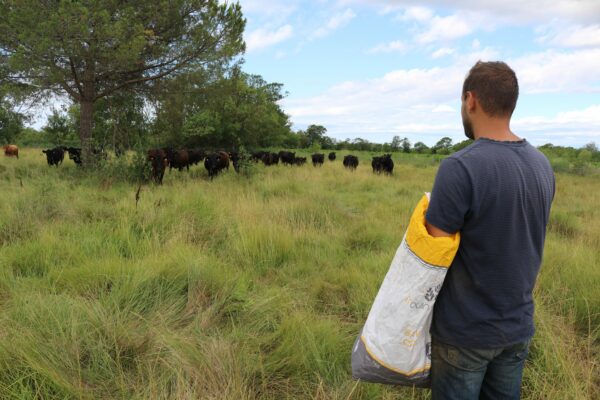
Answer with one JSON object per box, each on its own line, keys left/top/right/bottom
{"left": 0, "top": 148, "right": 598, "bottom": 399}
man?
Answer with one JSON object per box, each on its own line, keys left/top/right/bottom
{"left": 425, "top": 61, "right": 555, "bottom": 399}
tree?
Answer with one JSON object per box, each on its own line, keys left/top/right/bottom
{"left": 584, "top": 142, "right": 598, "bottom": 153}
{"left": 401, "top": 137, "right": 411, "bottom": 153}
{"left": 305, "top": 124, "right": 327, "bottom": 147}
{"left": 0, "top": 1, "right": 245, "bottom": 164}
{"left": 432, "top": 136, "right": 453, "bottom": 154}
{"left": 452, "top": 139, "right": 474, "bottom": 152}
{"left": 390, "top": 136, "right": 401, "bottom": 151}
{"left": 43, "top": 108, "right": 75, "bottom": 146}
{"left": 173, "top": 68, "right": 292, "bottom": 149}
{"left": 0, "top": 100, "right": 24, "bottom": 144}
{"left": 413, "top": 141, "right": 429, "bottom": 154}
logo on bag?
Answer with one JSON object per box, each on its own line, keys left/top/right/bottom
{"left": 410, "top": 301, "right": 430, "bottom": 310}
{"left": 424, "top": 288, "right": 435, "bottom": 301}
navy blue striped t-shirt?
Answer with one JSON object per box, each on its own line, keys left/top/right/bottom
{"left": 426, "top": 137, "right": 555, "bottom": 349}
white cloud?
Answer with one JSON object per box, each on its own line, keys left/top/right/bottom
{"left": 397, "top": 6, "right": 434, "bottom": 22}
{"left": 512, "top": 105, "right": 600, "bottom": 146}
{"left": 368, "top": 40, "right": 408, "bottom": 54}
{"left": 347, "top": 0, "right": 600, "bottom": 25}
{"left": 281, "top": 47, "right": 600, "bottom": 146}
{"left": 311, "top": 8, "right": 356, "bottom": 39}
{"left": 431, "top": 47, "right": 456, "bottom": 58}
{"left": 537, "top": 24, "right": 600, "bottom": 48}
{"left": 512, "top": 49, "right": 600, "bottom": 93}
{"left": 245, "top": 25, "right": 293, "bottom": 53}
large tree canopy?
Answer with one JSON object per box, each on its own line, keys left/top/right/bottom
{"left": 152, "top": 66, "right": 292, "bottom": 149}
{"left": 0, "top": 0, "right": 245, "bottom": 164}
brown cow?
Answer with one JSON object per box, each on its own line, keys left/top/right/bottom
{"left": 147, "top": 149, "right": 169, "bottom": 184}
{"left": 3, "top": 145, "right": 19, "bottom": 159}
{"left": 167, "top": 149, "right": 190, "bottom": 171}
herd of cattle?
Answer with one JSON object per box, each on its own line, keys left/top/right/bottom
{"left": 3, "top": 144, "right": 395, "bottom": 184}
{"left": 144, "top": 149, "right": 394, "bottom": 184}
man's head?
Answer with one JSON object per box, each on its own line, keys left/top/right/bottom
{"left": 461, "top": 61, "right": 519, "bottom": 140}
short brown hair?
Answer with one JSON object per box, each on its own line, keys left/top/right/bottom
{"left": 462, "top": 61, "right": 519, "bottom": 117}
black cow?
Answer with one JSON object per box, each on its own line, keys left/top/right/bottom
{"left": 251, "top": 151, "right": 267, "bottom": 162}
{"left": 261, "top": 152, "right": 279, "bottom": 166}
{"left": 372, "top": 154, "right": 394, "bottom": 175}
{"left": 204, "top": 151, "right": 230, "bottom": 179}
{"left": 65, "top": 147, "right": 82, "bottom": 165}
{"left": 278, "top": 151, "right": 296, "bottom": 166}
{"left": 311, "top": 153, "right": 325, "bottom": 167}
{"left": 42, "top": 147, "right": 65, "bottom": 166}
{"left": 328, "top": 152, "right": 336, "bottom": 161}
{"left": 343, "top": 155, "right": 359, "bottom": 170}
{"left": 147, "top": 149, "right": 169, "bottom": 184}
{"left": 188, "top": 149, "right": 206, "bottom": 166}
{"left": 293, "top": 156, "right": 307, "bottom": 166}
{"left": 64, "top": 147, "right": 106, "bottom": 165}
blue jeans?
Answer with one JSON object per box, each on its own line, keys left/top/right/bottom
{"left": 430, "top": 338, "right": 530, "bottom": 400}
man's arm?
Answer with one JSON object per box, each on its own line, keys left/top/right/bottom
{"left": 425, "top": 221, "right": 454, "bottom": 237}
{"left": 425, "top": 158, "right": 472, "bottom": 236}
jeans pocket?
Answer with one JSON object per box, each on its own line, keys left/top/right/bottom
{"left": 513, "top": 339, "right": 531, "bottom": 361}
{"left": 435, "top": 342, "right": 489, "bottom": 372}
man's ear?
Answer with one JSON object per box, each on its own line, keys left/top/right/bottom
{"left": 465, "top": 91, "right": 477, "bottom": 113}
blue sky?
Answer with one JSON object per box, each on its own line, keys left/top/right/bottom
{"left": 237, "top": 0, "right": 600, "bottom": 147}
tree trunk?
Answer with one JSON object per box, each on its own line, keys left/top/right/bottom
{"left": 80, "top": 99, "right": 93, "bottom": 165}
{"left": 80, "top": 62, "right": 96, "bottom": 167}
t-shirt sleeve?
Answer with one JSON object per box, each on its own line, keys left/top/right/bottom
{"left": 425, "top": 157, "right": 472, "bottom": 233}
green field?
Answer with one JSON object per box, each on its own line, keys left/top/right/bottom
{"left": 0, "top": 149, "right": 598, "bottom": 399}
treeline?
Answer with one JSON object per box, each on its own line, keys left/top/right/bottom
{"left": 292, "top": 131, "right": 472, "bottom": 154}
{"left": 7, "top": 66, "right": 298, "bottom": 151}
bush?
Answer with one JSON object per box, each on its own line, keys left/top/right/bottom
{"left": 93, "top": 148, "right": 151, "bottom": 184}
{"left": 550, "top": 158, "right": 570, "bottom": 173}
{"left": 571, "top": 159, "right": 590, "bottom": 176}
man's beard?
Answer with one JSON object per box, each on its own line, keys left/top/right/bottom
{"left": 462, "top": 108, "right": 475, "bottom": 140}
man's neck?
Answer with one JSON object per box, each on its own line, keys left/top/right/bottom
{"left": 473, "top": 119, "right": 520, "bottom": 142}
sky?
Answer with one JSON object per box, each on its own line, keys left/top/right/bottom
{"left": 236, "top": 0, "right": 600, "bottom": 147}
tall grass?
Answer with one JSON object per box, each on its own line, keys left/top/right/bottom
{"left": 0, "top": 149, "right": 597, "bottom": 399}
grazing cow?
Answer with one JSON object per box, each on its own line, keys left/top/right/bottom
{"left": 204, "top": 151, "right": 230, "bottom": 179}
{"left": 311, "top": 153, "right": 325, "bottom": 167}
{"left": 187, "top": 149, "right": 206, "bottom": 166}
{"left": 372, "top": 154, "right": 394, "bottom": 175}
{"left": 328, "top": 152, "right": 336, "bottom": 161}
{"left": 293, "top": 156, "right": 307, "bottom": 166}
{"left": 42, "top": 147, "right": 65, "bottom": 166}
{"left": 164, "top": 148, "right": 190, "bottom": 171}
{"left": 147, "top": 149, "right": 169, "bottom": 184}
{"left": 65, "top": 147, "right": 82, "bottom": 165}
{"left": 251, "top": 151, "right": 267, "bottom": 162}
{"left": 278, "top": 151, "right": 296, "bottom": 166}
{"left": 260, "top": 152, "right": 279, "bottom": 166}
{"left": 3, "top": 145, "right": 19, "bottom": 159}
{"left": 343, "top": 155, "right": 359, "bottom": 170}
{"left": 64, "top": 147, "right": 106, "bottom": 165}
